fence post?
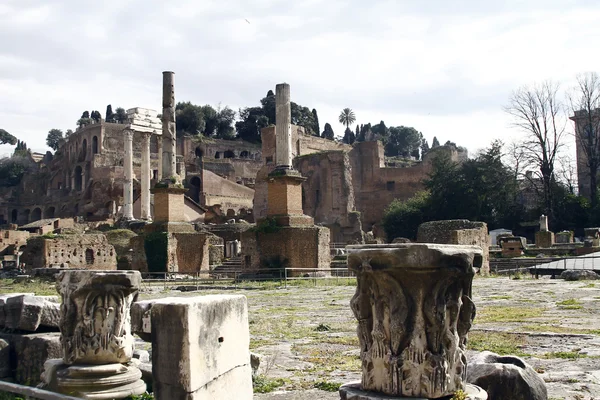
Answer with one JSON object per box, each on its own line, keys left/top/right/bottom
{"left": 284, "top": 268, "right": 288, "bottom": 289}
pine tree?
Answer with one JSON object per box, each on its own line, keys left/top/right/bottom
{"left": 322, "top": 123, "right": 335, "bottom": 140}
{"left": 432, "top": 136, "right": 440, "bottom": 148}
{"left": 105, "top": 104, "right": 114, "bottom": 123}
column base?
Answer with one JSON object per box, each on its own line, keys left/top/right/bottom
{"left": 339, "top": 382, "right": 487, "bottom": 400}
{"left": 43, "top": 361, "right": 146, "bottom": 400}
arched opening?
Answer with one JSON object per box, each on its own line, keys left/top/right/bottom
{"left": 31, "top": 208, "right": 42, "bottom": 222}
{"left": 224, "top": 150, "right": 234, "bottom": 159}
{"left": 190, "top": 176, "right": 201, "bottom": 203}
{"left": 11, "top": 209, "right": 17, "bottom": 223}
{"left": 74, "top": 166, "right": 82, "bottom": 191}
{"left": 105, "top": 201, "right": 115, "bottom": 216}
{"left": 45, "top": 207, "right": 55, "bottom": 219}
{"left": 240, "top": 150, "right": 249, "bottom": 158}
{"left": 85, "top": 248, "right": 94, "bottom": 265}
{"left": 195, "top": 147, "right": 203, "bottom": 158}
{"left": 226, "top": 209, "right": 235, "bottom": 217}
{"left": 82, "top": 139, "right": 87, "bottom": 160}
{"left": 92, "top": 136, "right": 98, "bottom": 154}
{"left": 215, "top": 152, "right": 221, "bottom": 159}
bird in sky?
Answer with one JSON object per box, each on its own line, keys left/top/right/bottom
{"left": 245, "top": 19, "right": 251, "bottom": 24}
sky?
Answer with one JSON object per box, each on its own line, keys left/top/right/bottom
{"left": 1, "top": 0, "right": 599, "bottom": 159}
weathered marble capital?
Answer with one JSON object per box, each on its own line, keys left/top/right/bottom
{"left": 347, "top": 243, "right": 482, "bottom": 399}
{"left": 57, "top": 270, "right": 141, "bottom": 365}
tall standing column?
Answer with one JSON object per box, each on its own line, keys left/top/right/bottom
{"left": 275, "top": 83, "right": 293, "bottom": 168}
{"left": 162, "top": 71, "right": 177, "bottom": 180}
{"left": 123, "top": 130, "right": 134, "bottom": 220}
{"left": 157, "top": 136, "right": 163, "bottom": 181}
{"left": 141, "top": 131, "right": 152, "bottom": 220}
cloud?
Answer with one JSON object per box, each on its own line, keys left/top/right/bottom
{"left": 0, "top": 0, "right": 598, "bottom": 158}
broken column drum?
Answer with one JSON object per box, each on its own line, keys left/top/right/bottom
{"left": 46, "top": 270, "right": 146, "bottom": 399}
{"left": 342, "top": 243, "right": 486, "bottom": 399}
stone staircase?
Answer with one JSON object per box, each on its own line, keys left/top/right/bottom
{"left": 211, "top": 256, "right": 244, "bottom": 278}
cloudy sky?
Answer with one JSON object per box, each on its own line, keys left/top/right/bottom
{"left": 1, "top": 0, "right": 599, "bottom": 157}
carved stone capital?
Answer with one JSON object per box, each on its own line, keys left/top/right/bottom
{"left": 57, "top": 270, "right": 141, "bottom": 365}
{"left": 347, "top": 243, "right": 483, "bottom": 399}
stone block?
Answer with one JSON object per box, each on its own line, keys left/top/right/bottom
{"left": 467, "top": 351, "right": 547, "bottom": 400}
{"left": 4, "top": 295, "right": 60, "bottom": 332}
{"left": 0, "top": 332, "right": 62, "bottom": 385}
{"left": 0, "top": 338, "right": 10, "bottom": 378}
{"left": 151, "top": 295, "right": 253, "bottom": 400}
{"left": 535, "top": 230, "right": 554, "bottom": 248}
{"left": 560, "top": 270, "right": 598, "bottom": 281}
{"left": 0, "top": 293, "right": 34, "bottom": 327}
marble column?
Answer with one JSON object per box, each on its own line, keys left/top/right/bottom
{"left": 42, "top": 270, "right": 146, "bottom": 399}
{"left": 162, "top": 71, "right": 177, "bottom": 180}
{"left": 123, "top": 130, "right": 134, "bottom": 220}
{"left": 140, "top": 131, "right": 152, "bottom": 221}
{"left": 157, "top": 135, "right": 163, "bottom": 181}
{"left": 275, "top": 83, "right": 293, "bottom": 169}
{"left": 540, "top": 214, "right": 548, "bottom": 231}
{"left": 340, "top": 243, "right": 487, "bottom": 400}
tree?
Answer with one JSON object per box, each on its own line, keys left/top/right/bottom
{"left": 385, "top": 126, "right": 423, "bottom": 158}
{"left": 382, "top": 191, "right": 432, "bottom": 240}
{"left": 65, "top": 129, "right": 73, "bottom": 138}
{"left": 176, "top": 102, "right": 205, "bottom": 135}
{"left": 338, "top": 108, "right": 356, "bottom": 129}
{"left": 421, "top": 138, "right": 430, "bottom": 158}
{"left": 568, "top": 72, "right": 600, "bottom": 206}
{"left": 214, "top": 105, "right": 236, "bottom": 139}
{"left": 46, "top": 129, "right": 63, "bottom": 151}
{"left": 81, "top": 111, "right": 90, "bottom": 119}
{"left": 105, "top": 105, "right": 114, "bottom": 123}
{"left": 0, "top": 157, "right": 28, "bottom": 186}
{"left": 235, "top": 107, "right": 268, "bottom": 143}
{"left": 312, "top": 109, "right": 320, "bottom": 137}
{"left": 13, "top": 140, "right": 29, "bottom": 157}
{"left": 90, "top": 110, "right": 101, "bottom": 123}
{"left": 343, "top": 127, "right": 355, "bottom": 144}
{"left": 0, "top": 129, "right": 17, "bottom": 145}
{"left": 355, "top": 124, "right": 359, "bottom": 139}
{"left": 114, "top": 107, "right": 128, "bottom": 124}
{"left": 322, "top": 123, "right": 334, "bottom": 140}
{"left": 431, "top": 136, "right": 440, "bottom": 148}
{"left": 505, "top": 81, "right": 566, "bottom": 217}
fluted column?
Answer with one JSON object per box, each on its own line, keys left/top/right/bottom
{"left": 162, "top": 71, "right": 177, "bottom": 180}
{"left": 141, "top": 131, "right": 152, "bottom": 220}
{"left": 123, "top": 130, "right": 134, "bottom": 220}
{"left": 275, "top": 83, "right": 292, "bottom": 168}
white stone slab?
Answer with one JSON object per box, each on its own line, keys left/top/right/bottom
{"left": 151, "top": 295, "right": 252, "bottom": 400}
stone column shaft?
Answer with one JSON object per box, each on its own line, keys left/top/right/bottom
{"left": 162, "top": 71, "right": 177, "bottom": 179}
{"left": 157, "top": 137, "right": 163, "bottom": 180}
{"left": 141, "top": 132, "right": 152, "bottom": 220}
{"left": 275, "top": 83, "right": 293, "bottom": 168}
{"left": 123, "top": 130, "right": 134, "bottom": 220}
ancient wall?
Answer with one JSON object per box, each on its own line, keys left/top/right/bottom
{"left": 21, "top": 234, "right": 117, "bottom": 270}
{"left": 201, "top": 170, "right": 254, "bottom": 215}
{"left": 417, "top": 219, "right": 490, "bottom": 274}
{"left": 241, "top": 226, "right": 330, "bottom": 276}
{"left": 172, "top": 232, "right": 214, "bottom": 274}
{"left": 0, "top": 230, "right": 30, "bottom": 254}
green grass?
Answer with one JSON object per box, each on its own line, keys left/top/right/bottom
{"left": 0, "top": 279, "right": 58, "bottom": 296}
{"left": 522, "top": 324, "right": 599, "bottom": 335}
{"left": 253, "top": 375, "right": 289, "bottom": 393}
{"left": 556, "top": 298, "right": 583, "bottom": 310}
{"left": 476, "top": 306, "right": 546, "bottom": 323}
{"left": 467, "top": 331, "right": 530, "bottom": 357}
{"left": 314, "top": 381, "right": 342, "bottom": 391}
{"left": 541, "top": 351, "right": 587, "bottom": 360}
{"left": 487, "top": 295, "right": 512, "bottom": 300}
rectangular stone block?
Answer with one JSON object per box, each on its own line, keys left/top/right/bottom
{"left": 0, "top": 332, "right": 62, "bottom": 385}
{"left": 151, "top": 295, "right": 252, "bottom": 400}
{"left": 0, "top": 293, "right": 34, "bottom": 327}
{"left": 4, "top": 295, "right": 60, "bottom": 332}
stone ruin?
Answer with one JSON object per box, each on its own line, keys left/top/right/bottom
{"left": 340, "top": 243, "right": 487, "bottom": 400}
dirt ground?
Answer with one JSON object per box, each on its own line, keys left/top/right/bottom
{"left": 137, "top": 275, "right": 600, "bottom": 400}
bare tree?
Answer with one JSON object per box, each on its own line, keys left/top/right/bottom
{"left": 504, "top": 140, "right": 528, "bottom": 181}
{"left": 556, "top": 154, "right": 578, "bottom": 194}
{"left": 568, "top": 72, "right": 600, "bottom": 206}
{"left": 505, "top": 81, "right": 567, "bottom": 217}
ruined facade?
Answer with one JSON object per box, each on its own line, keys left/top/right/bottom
{"left": 0, "top": 119, "right": 261, "bottom": 225}
{"left": 20, "top": 234, "right": 117, "bottom": 270}
{"left": 253, "top": 126, "right": 462, "bottom": 242}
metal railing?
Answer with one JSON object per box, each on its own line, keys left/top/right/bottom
{"left": 139, "top": 267, "right": 356, "bottom": 292}
{"left": 0, "top": 380, "right": 82, "bottom": 400}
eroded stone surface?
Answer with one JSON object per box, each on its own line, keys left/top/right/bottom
{"left": 467, "top": 351, "right": 547, "bottom": 400}
{"left": 347, "top": 243, "right": 482, "bottom": 398}
{"left": 57, "top": 270, "right": 141, "bottom": 364}
{"left": 4, "top": 295, "right": 60, "bottom": 331}
{"left": 0, "top": 293, "right": 34, "bottom": 327}
{"left": 561, "top": 270, "right": 598, "bottom": 281}
{"left": 339, "top": 381, "right": 487, "bottom": 400}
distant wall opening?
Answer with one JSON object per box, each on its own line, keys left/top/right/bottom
{"left": 31, "top": 208, "right": 42, "bottom": 222}
{"left": 75, "top": 166, "right": 82, "bottom": 191}
{"left": 224, "top": 150, "right": 234, "bottom": 159}
{"left": 45, "top": 207, "right": 55, "bottom": 219}
{"left": 92, "top": 136, "right": 98, "bottom": 154}
{"left": 85, "top": 248, "right": 94, "bottom": 265}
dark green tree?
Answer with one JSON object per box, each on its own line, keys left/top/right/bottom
{"left": 343, "top": 127, "right": 355, "bottom": 144}
{"left": 385, "top": 126, "right": 422, "bottom": 157}
{"left": 114, "top": 107, "right": 128, "bottom": 124}
{"left": 312, "top": 109, "right": 320, "bottom": 137}
{"left": 90, "top": 110, "right": 101, "bottom": 122}
{"left": 46, "top": 129, "right": 63, "bottom": 151}
{"left": 322, "top": 123, "right": 334, "bottom": 140}
{"left": 81, "top": 111, "right": 90, "bottom": 119}
{"left": 235, "top": 107, "right": 269, "bottom": 143}
{"left": 0, "top": 157, "right": 28, "bottom": 186}
{"left": 215, "top": 105, "right": 236, "bottom": 139}
{"left": 0, "top": 129, "right": 17, "bottom": 145}
{"left": 176, "top": 102, "right": 205, "bottom": 135}
{"left": 355, "top": 124, "right": 360, "bottom": 139}
{"left": 431, "top": 136, "right": 440, "bottom": 148}
{"left": 65, "top": 129, "right": 73, "bottom": 138}
{"left": 421, "top": 138, "right": 430, "bottom": 158}
{"left": 105, "top": 105, "right": 114, "bottom": 123}
{"left": 382, "top": 191, "right": 432, "bottom": 240}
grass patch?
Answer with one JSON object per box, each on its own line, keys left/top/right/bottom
{"left": 583, "top": 283, "right": 595, "bottom": 288}
{"left": 0, "top": 278, "right": 58, "bottom": 296}
{"left": 253, "top": 375, "right": 288, "bottom": 393}
{"left": 292, "top": 344, "right": 361, "bottom": 373}
{"left": 541, "top": 351, "right": 587, "bottom": 360}
{"left": 314, "top": 380, "right": 341, "bottom": 391}
{"left": 487, "top": 295, "right": 512, "bottom": 300}
{"left": 476, "top": 306, "right": 546, "bottom": 323}
{"left": 556, "top": 298, "right": 583, "bottom": 310}
{"left": 467, "top": 331, "right": 530, "bottom": 357}
{"left": 521, "top": 324, "right": 596, "bottom": 334}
